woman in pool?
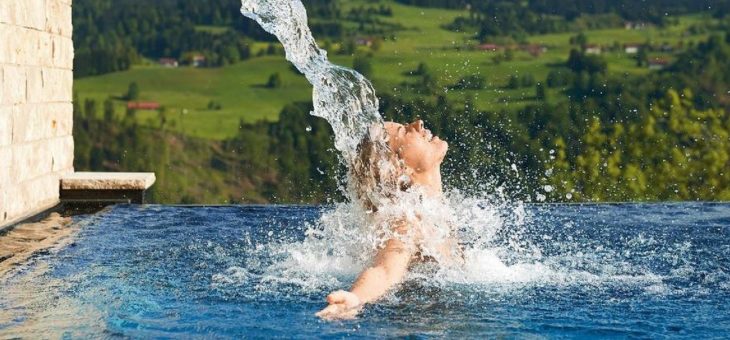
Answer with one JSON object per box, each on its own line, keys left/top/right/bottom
{"left": 316, "top": 119, "right": 461, "bottom": 320}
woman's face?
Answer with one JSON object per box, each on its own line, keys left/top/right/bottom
{"left": 384, "top": 120, "right": 448, "bottom": 173}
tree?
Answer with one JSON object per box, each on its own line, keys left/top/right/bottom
{"left": 452, "top": 74, "right": 486, "bottom": 90}
{"left": 103, "top": 98, "right": 115, "bottom": 122}
{"left": 549, "top": 88, "right": 730, "bottom": 201}
{"left": 536, "top": 83, "right": 546, "bottom": 100}
{"left": 266, "top": 73, "right": 282, "bottom": 88}
{"left": 158, "top": 106, "right": 167, "bottom": 128}
{"left": 521, "top": 74, "right": 535, "bottom": 87}
{"left": 353, "top": 54, "right": 373, "bottom": 77}
{"left": 266, "top": 43, "right": 278, "bottom": 55}
{"left": 370, "top": 38, "right": 383, "bottom": 52}
{"left": 126, "top": 82, "right": 140, "bottom": 100}
{"left": 415, "top": 62, "right": 430, "bottom": 76}
{"left": 567, "top": 49, "right": 607, "bottom": 74}
{"left": 84, "top": 99, "right": 98, "bottom": 119}
{"left": 508, "top": 75, "right": 520, "bottom": 89}
{"left": 573, "top": 32, "right": 588, "bottom": 49}
{"left": 636, "top": 47, "right": 648, "bottom": 67}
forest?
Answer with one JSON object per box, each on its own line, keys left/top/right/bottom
{"left": 73, "top": 0, "right": 348, "bottom": 76}
{"left": 72, "top": 0, "right": 730, "bottom": 203}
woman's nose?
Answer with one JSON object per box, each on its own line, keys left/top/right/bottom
{"left": 409, "top": 120, "right": 424, "bottom": 131}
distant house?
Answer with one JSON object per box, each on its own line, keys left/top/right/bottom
{"left": 159, "top": 58, "right": 178, "bottom": 68}
{"left": 624, "top": 43, "right": 642, "bottom": 54}
{"left": 192, "top": 55, "right": 206, "bottom": 67}
{"left": 355, "top": 37, "right": 374, "bottom": 47}
{"left": 584, "top": 44, "right": 602, "bottom": 55}
{"left": 477, "top": 43, "right": 503, "bottom": 51}
{"left": 521, "top": 44, "right": 547, "bottom": 56}
{"left": 127, "top": 102, "right": 161, "bottom": 110}
{"left": 648, "top": 58, "right": 669, "bottom": 70}
{"left": 624, "top": 21, "right": 649, "bottom": 30}
{"left": 660, "top": 43, "right": 674, "bottom": 53}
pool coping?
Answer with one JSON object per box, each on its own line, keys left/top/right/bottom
{"left": 0, "top": 202, "right": 63, "bottom": 236}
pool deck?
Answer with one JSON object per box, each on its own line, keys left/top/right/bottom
{"left": 0, "top": 212, "right": 76, "bottom": 278}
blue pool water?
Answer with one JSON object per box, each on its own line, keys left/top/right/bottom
{"left": 1, "top": 203, "right": 729, "bottom": 338}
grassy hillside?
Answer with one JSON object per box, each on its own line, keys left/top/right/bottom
{"left": 74, "top": 1, "right": 720, "bottom": 140}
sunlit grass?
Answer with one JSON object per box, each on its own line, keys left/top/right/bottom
{"left": 75, "top": 1, "right": 723, "bottom": 140}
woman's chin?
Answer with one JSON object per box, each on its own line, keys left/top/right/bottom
{"left": 434, "top": 137, "right": 448, "bottom": 155}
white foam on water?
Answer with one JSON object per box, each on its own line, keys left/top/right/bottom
{"left": 235, "top": 0, "right": 672, "bottom": 296}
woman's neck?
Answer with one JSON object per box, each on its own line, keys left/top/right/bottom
{"left": 410, "top": 166, "right": 442, "bottom": 196}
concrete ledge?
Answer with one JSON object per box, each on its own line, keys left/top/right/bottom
{"left": 61, "top": 172, "right": 156, "bottom": 190}
{"left": 60, "top": 172, "right": 156, "bottom": 205}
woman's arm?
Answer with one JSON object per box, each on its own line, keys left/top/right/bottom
{"left": 316, "top": 237, "right": 413, "bottom": 319}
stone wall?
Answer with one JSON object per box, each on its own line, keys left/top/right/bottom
{"left": 0, "top": 0, "right": 74, "bottom": 227}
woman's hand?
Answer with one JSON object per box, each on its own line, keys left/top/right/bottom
{"left": 315, "top": 290, "right": 362, "bottom": 320}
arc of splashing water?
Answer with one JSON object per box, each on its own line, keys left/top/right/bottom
{"left": 240, "top": 0, "right": 384, "bottom": 163}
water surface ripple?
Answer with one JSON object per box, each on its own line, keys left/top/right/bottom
{"left": 1, "top": 203, "right": 729, "bottom": 338}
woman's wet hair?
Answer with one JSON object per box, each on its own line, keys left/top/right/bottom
{"left": 350, "top": 124, "right": 411, "bottom": 212}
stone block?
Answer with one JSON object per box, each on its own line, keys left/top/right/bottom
{"left": 1, "top": 65, "right": 26, "bottom": 105}
{"left": 13, "top": 140, "right": 53, "bottom": 182}
{"left": 0, "top": 0, "right": 45, "bottom": 30}
{"left": 0, "top": 183, "right": 18, "bottom": 222}
{"left": 10, "top": 104, "right": 31, "bottom": 143}
{"left": 26, "top": 173, "right": 60, "bottom": 206}
{"left": 0, "top": 1, "right": 21, "bottom": 26}
{"left": 0, "top": 106, "right": 11, "bottom": 146}
{"left": 3, "top": 185, "right": 21, "bottom": 220}
{"left": 22, "top": 0, "right": 46, "bottom": 31}
{"left": 46, "top": 1, "right": 73, "bottom": 38}
{"left": 12, "top": 181, "right": 32, "bottom": 218}
{"left": 41, "top": 68, "right": 72, "bottom": 102}
{"left": 0, "top": 185, "right": 8, "bottom": 223}
{"left": 10, "top": 104, "right": 68, "bottom": 143}
{"left": 52, "top": 36, "right": 74, "bottom": 69}
{"left": 0, "top": 23, "right": 16, "bottom": 64}
{"left": 16, "top": 29, "right": 42, "bottom": 66}
{"left": 29, "top": 102, "right": 74, "bottom": 139}
{"left": 50, "top": 135, "right": 74, "bottom": 172}
{"left": 0, "top": 1, "right": 12, "bottom": 25}
{"left": 25, "top": 67, "right": 44, "bottom": 103}
{"left": 0, "top": 146, "right": 12, "bottom": 187}
{"left": 55, "top": 102, "right": 73, "bottom": 137}
{"left": 37, "top": 32, "right": 54, "bottom": 67}
{"left": 1, "top": 28, "right": 47, "bottom": 67}
{"left": 0, "top": 25, "right": 42, "bottom": 66}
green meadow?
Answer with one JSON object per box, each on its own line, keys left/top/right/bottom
{"left": 74, "top": 1, "right": 716, "bottom": 140}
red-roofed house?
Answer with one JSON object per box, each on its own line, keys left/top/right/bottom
{"left": 159, "top": 58, "right": 178, "bottom": 68}
{"left": 648, "top": 58, "right": 669, "bottom": 70}
{"left": 477, "top": 44, "right": 503, "bottom": 51}
{"left": 127, "top": 102, "right": 161, "bottom": 110}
